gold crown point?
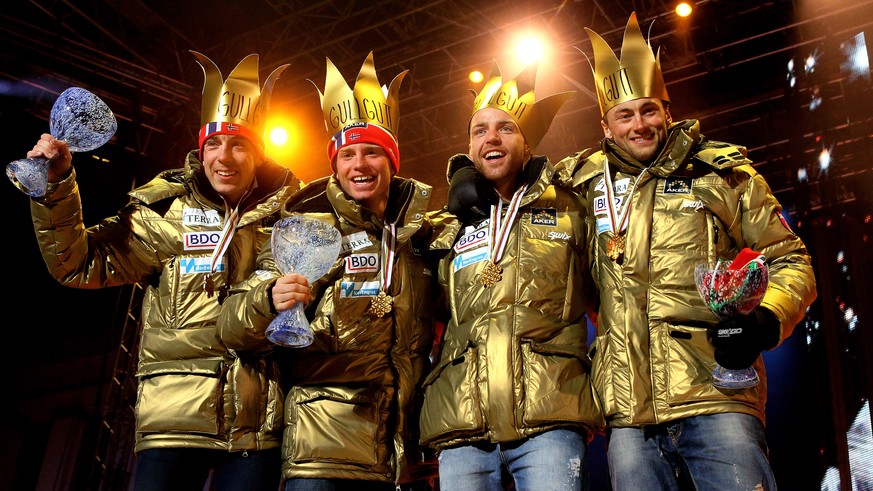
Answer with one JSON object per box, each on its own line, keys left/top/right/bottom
{"left": 317, "top": 51, "right": 406, "bottom": 138}
{"left": 585, "top": 12, "right": 669, "bottom": 116}
{"left": 191, "top": 51, "right": 290, "bottom": 149}
{"left": 470, "top": 60, "right": 574, "bottom": 150}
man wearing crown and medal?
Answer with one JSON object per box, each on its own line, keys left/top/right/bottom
{"left": 18, "top": 52, "right": 300, "bottom": 489}
{"left": 555, "top": 13, "right": 818, "bottom": 489}
{"left": 417, "top": 61, "right": 601, "bottom": 490}
{"left": 217, "top": 52, "right": 456, "bottom": 490}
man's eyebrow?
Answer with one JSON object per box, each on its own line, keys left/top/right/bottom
{"left": 472, "top": 119, "right": 516, "bottom": 128}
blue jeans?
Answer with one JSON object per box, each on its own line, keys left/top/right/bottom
{"left": 284, "top": 478, "right": 425, "bottom": 490}
{"left": 607, "top": 412, "right": 776, "bottom": 490}
{"left": 133, "top": 447, "right": 281, "bottom": 491}
{"left": 437, "top": 428, "right": 588, "bottom": 491}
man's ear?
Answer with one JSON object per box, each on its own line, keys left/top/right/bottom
{"left": 600, "top": 118, "right": 612, "bottom": 139}
{"left": 665, "top": 107, "right": 673, "bottom": 125}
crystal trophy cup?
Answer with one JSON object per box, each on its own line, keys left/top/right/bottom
{"left": 694, "top": 252, "right": 769, "bottom": 389}
{"left": 7, "top": 87, "right": 117, "bottom": 198}
{"left": 265, "top": 216, "right": 342, "bottom": 348}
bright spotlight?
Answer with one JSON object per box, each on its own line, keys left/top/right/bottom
{"left": 676, "top": 2, "right": 692, "bottom": 17}
{"left": 469, "top": 70, "right": 484, "bottom": 83}
{"left": 840, "top": 32, "right": 871, "bottom": 83}
{"left": 818, "top": 146, "right": 832, "bottom": 172}
{"left": 516, "top": 36, "right": 545, "bottom": 65}
{"left": 270, "top": 127, "right": 288, "bottom": 146}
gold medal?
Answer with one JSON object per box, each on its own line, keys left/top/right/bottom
{"left": 369, "top": 290, "right": 394, "bottom": 317}
{"left": 606, "top": 234, "right": 625, "bottom": 261}
{"left": 479, "top": 261, "right": 503, "bottom": 287}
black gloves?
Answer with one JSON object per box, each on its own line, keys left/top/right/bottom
{"left": 448, "top": 166, "right": 497, "bottom": 225}
{"left": 711, "top": 306, "right": 781, "bottom": 370}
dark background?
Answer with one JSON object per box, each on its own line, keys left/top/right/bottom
{"left": 1, "top": 0, "right": 872, "bottom": 489}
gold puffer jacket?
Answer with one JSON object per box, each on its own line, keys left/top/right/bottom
{"left": 419, "top": 155, "right": 602, "bottom": 450}
{"left": 555, "top": 119, "right": 817, "bottom": 428}
{"left": 218, "top": 175, "right": 458, "bottom": 484}
{"left": 29, "top": 149, "right": 299, "bottom": 452}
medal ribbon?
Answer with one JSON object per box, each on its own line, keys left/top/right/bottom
{"left": 209, "top": 205, "right": 240, "bottom": 274}
{"left": 602, "top": 157, "right": 644, "bottom": 236}
{"left": 488, "top": 185, "right": 528, "bottom": 264}
{"left": 379, "top": 222, "right": 396, "bottom": 292}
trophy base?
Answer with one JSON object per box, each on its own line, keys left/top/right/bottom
{"left": 712, "top": 365, "right": 759, "bottom": 390}
{"left": 266, "top": 328, "right": 314, "bottom": 348}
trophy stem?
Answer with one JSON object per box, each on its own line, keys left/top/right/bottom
{"left": 7, "top": 156, "right": 51, "bottom": 198}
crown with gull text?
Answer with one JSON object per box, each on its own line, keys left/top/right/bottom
{"left": 470, "top": 61, "right": 575, "bottom": 150}
{"left": 316, "top": 52, "right": 407, "bottom": 172}
{"left": 583, "top": 12, "right": 670, "bottom": 116}
{"left": 192, "top": 51, "right": 290, "bottom": 154}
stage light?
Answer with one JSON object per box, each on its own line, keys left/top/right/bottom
{"left": 469, "top": 70, "right": 484, "bottom": 83}
{"left": 263, "top": 113, "right": 330, "bottom": 184}
{"left": 804, "top": 48, "right": 820, "bottom": 75}
{"left": 818, "top": 146, "right": 832, "bottom": 172}
{"left": 676, "top": 2, "right": 692, "bottom": 17}
{"left": 516, "top": 36, "right": 545, "bottom": 65}
{"left": 840, "top": 32, "right": 871, "bottom": 83}
{"left": 809, "top": 85, "right": 822, "bottom": 111}
{"left": 786, "top": 58, "right": 797, "bottom": 88}
{"left": 269, "top": 127, "right": 288, "bottom": 146}
{"left": 798, "top": 167, "right": 808, "bottom": 182}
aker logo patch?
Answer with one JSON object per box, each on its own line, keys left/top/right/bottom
{"left": 664, "top": 177, "right": 693, "bottom": 194}
{"left": 530, "top": 208, "right": 557, "bottom": 227}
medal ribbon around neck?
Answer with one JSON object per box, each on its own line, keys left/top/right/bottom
{"left": 368, "top": 222, "right": 396, "bottom": 318}
{"left": 379, "top": 222, "right": 396, "bottom": 293}
{"left": 602, "top": 157, "right": 644, "bottom": 236}
{"left": 488, "top": 184, "right": 528, "bottom": 265}
{"left": 209, "top": 205, "right": 240, "bottom": 274}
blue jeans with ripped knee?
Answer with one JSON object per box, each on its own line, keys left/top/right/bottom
{"left": 607, "top": 412, "right": 776, "bottom": 490}
{"left": 437, "top": 428, "right": 588, "bottom": 491}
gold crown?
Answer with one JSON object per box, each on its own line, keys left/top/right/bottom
{"left": 471, "top": 61, "right": 574, "bottom": 150}
{"left": 315, "top": 51, "right": 407, "bottom": 140}
{"left": 584, "top": 12, "right": 670, "bottom": 116}
{"left": 191, "top": 51, "right": 289, "bottom": 146}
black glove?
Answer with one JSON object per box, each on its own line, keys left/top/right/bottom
{"left": 711, "top": 306, "right": 781, "bottom": 370}
{"left": 448, "top": 166, "right": 497, "bottom": 225}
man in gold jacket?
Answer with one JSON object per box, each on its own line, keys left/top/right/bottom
{"left": 556, "top": 13, "right": 818, "bottom": 489}
{"left": 418, "top": 61, "right": 601, "bottom": 490}
{"left": 217, "top": 52, "right": 456, "bottom": 490}
{"left": 17, "top": 53, "right": 299, "bottom": 490}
